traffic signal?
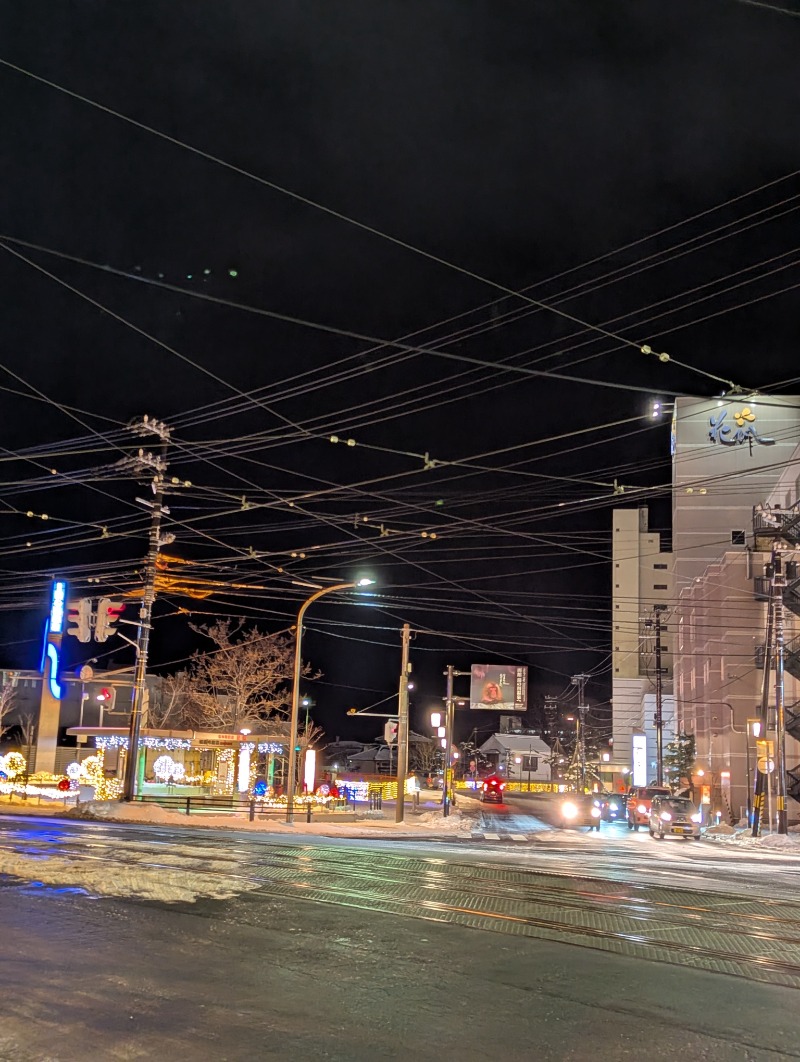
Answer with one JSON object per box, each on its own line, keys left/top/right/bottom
{"left": 384, "top": 721, "right": 398, "bottom": 744}
{"left": 96, "top": 687, "right": 117, "bottom": 710}
{"left": 95, "top": 598, "right": 124, "bottom": 642}
{"left": 66, "top": 598, "right": 92, "bottom": 643}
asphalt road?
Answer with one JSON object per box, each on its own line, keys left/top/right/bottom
{"left": 2, "top": 811, "right": 800, "bottom": 1060}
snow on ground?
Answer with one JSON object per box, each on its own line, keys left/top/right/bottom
{"left": 62, "top": 798, "right": 478, "bottom": 837}
{"left": 703, "top": 825, "right": 800, "bottom": 850}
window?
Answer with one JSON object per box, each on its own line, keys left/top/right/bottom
{"left": 731, "top": 530, "right": 746, "bottom": 546}
{"left": 653, "top": 584, "right": 668, "bottom": 590}
{"left": 654, "top": 563, "right": 668, "bottom": 570}
{"left": 522, "top": 755, "right": 539, "bottom": 773}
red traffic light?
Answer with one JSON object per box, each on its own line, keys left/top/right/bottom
{"left": 97, "top": 688, "right": 113, "bottom": 702}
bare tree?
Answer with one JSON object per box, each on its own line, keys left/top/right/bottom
{"left": 17, "top": 712, "right": 36, "bottom": 784}
{"left": 0, "top": 683, "right": 17, "bottom": 742}
{"left": 185, "top": 620, "right": 310, "bottom": 731}
{"left": 147, "top": 672, "right": 201, "bottom": 730}
{"left": 410, "top": 740, "right": 441, "bottom": 776}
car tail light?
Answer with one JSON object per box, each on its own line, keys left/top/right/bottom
{"left": 499, "top": 783, "right": 505, "bottom": 789}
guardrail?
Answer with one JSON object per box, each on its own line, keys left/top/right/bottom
{"left": 132, "top": 794, "right": 355, "bottom": 822}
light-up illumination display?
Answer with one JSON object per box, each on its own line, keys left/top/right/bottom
{"left": 257, "top": 742, "right": 284, "bottom": 754}
{"left": 304, "top": 748, "right": 316, "bottom": 794}
{"left": 632, "top": 733, "right": 647, "bottom": 787}
{"left": 237, "top": 745, "right": 251, "bottom": 792}
{"left": 49, "top": 580, "right": 67, "bottom": 634}
{"left": 46, "top": 643, "right": 63, "bottom": 699}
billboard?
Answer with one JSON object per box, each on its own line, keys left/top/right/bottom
{"left": 632, "top": 731, "right": 647, "bottom": 788}
{"left": 469, "top": 665, "right": 527, "bottom": 711}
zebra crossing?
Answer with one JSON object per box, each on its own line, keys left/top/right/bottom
{"left": 466, "top": 830, "right": 536, "bottom": 843}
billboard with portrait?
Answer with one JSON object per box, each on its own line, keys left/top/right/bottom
{"left": 469, "top": 664, "right": 528, "bottom": 711}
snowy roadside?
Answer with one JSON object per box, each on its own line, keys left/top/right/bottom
{"left": 0, "top": 793, "right": 480, "bottom": 839}
{"left": 703, "top": 823, "right": 800, "bottom": 850}
{"left": 0, "top": 798, "right": 482, "bottom": 904}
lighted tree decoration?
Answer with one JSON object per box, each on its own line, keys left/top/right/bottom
{"left": 78, "top": 752, "right": 122, "bottom": 801}
{"left": 1, "top": 752, "right": 26, "bottom": 782}
{"left": 153, "top": 754, "right": 177, "bottom": 780}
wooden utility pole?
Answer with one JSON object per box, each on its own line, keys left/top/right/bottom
{"left": 395, "top": 623, "right": 411, "bottom": 823}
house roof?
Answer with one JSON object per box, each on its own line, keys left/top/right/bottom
{"left": 478, "top": 733, "right": 550, "bottom": 755}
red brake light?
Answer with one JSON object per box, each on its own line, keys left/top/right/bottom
{"left": 499, "top": 783, "right": 505, "bottom": 789}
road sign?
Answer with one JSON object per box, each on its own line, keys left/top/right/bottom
{"left": 757, "top": 757, "right": 775, "bottom": 774}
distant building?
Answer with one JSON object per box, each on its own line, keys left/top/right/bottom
{"left": 611, "top": 506, "right": 676, "bottom": 780}
{"left": 477, "top": 733, "right": 551, "bottom": 783}
{"left": 613, "top": 396, "right": 800, "bottom": 822}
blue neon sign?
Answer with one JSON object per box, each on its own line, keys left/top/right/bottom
{"left": 49, "top": 580, "right": 67, "bottom": 634}
{"left": 45, "top": 643, "right": 63, "bottom": 699}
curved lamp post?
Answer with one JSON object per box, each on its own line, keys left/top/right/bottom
{"left": 285, "top": 578, "right": 373, "bottom": 822}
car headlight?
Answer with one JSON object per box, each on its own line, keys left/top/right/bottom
{"left": 591, "top": 807, "right": 601, "bottom": 818}
{"left": 637, "top": 804, "right": 647, "bottom": 814}
{"left": 690, "top": 813, "right": 702, "bottom": 823}
{"left": 562, "top": 802, "right": 578, "bottom": 819}
{"left": 609, "top": 802, "right": 618, "bottom": 811}
{"left": 660, "top": 811, "right": 672, "bottom": 822}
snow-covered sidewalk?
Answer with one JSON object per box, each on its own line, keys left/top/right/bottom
{"left": 1, "top": 793, "right": 481, "bottom": 840}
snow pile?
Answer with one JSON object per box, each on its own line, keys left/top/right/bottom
{"left": 65, "top": 800, "right": 177, "bottom": 823}
{"left": 0, "top": 848, "right": 261, "bottom": 902}
{"left": 703, "top": 827, "right": 800, "bottom": 850}
{"left": 57, "top": 799, "right": 477, "bottom": 838}
{"left": 704, "top": 823, "right": 736, "bottom": 836}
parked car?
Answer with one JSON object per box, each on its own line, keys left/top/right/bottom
{"left": 626, "top": 785, "right": 671, "bottom": 830}
{"left": 557, "top": 794, "right": 602, "bottom": 831}
{"left": 649, "top": 796, "right": 702, "bottom": 840}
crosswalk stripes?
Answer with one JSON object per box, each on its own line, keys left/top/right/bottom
{"left": 466, "top": 831, "right": 536, "bottom": 843}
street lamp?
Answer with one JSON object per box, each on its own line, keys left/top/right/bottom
{"left": 285, "top": 578, "right": 374, "bottom": 822}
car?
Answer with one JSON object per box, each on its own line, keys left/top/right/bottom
{"left": 601, "top": 793, "right": 625, "bottom": 822}
{"left": 649, "top": 796, "right": 702, "bottom": 840}
{"left": 590, "top": 792, "right": 625, "bottom": 822}
{"left": 625, "top": 785, "right": 671, "bottom": 830}
{"left": 558, "top": 794, "right": 602, "bottom": 831}
{"left": 479, "top": 775, "right": 505, "bottom": 803}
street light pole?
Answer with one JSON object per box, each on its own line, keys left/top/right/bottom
{"left": 285, "top": 580, "right": 372, "bottom": 823}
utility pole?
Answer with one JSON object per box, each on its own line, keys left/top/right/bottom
{"left": 654, "top": 606, "right": 666, "bottom": 786}
{"left": 443, "top": 665, "right": 455, "bottom": 816}
{"left": 122, "top": 418, "right": 171, "bottom": 802}
{"left": 395, "top": 624, "right": 411, "bottom": 823}
{"left": 571, "top": 673, "right": 589, "bottom": 792}
{"left": 774, "top": 548, "right": 788, "bottom": 834}
{"left": 751, "top": 560, "right": 776, "bottom": 837}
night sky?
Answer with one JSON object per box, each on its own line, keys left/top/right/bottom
{"left": 1, "top": 1, "right": 798, "bottom": 746}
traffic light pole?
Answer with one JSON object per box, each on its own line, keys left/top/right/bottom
{"left": 774, "top": 550, "right": 788, "bottom": 835}
{"left": 123, "top": 421, "right": 170, "bottom": 802}
{"left": 654, "top": 608, "right": 665, "bottom": 786}
{"left": 443, "top": 665, "right": 455, "bottom": 817}
{"left": 751, "top": 562, "right": 776, "bottom": 837}
{"left": 394, "top": 624, "right": 412, "bottom": 823}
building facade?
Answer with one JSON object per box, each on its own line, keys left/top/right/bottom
{"left": 611, "top": 506, "right": 675, "bottom": 781}
{"left": 615, "top": 395, "right": 800, "bottom": 821}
